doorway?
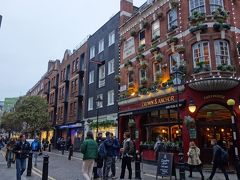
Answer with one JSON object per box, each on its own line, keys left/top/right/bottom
{"left": 195, "top": 104, "right": 234, "bottom": 166}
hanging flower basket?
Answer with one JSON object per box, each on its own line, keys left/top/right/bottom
{"left": 114, "top": 75, "right": 121, "bottom": 82}
{"left": 184, "top": 116, "right": 195, "bottom": 129}
{"left": 138, "top": 44, "right": 145, "bottom": 53}
{"left": 169, "top": 0, "right": 179, "bottom": 8}
{"left": 150, "top": 45, "right": 160, "bottom": 55}
{"left": 140, "top": 61, "right": 148, "bottom": 69}
{"left": 175, "top": 45, "right": 185, "bottom": 54}
{"left": 130, "top": 30, "right": 137, "bottom": 37}
{"left": 212, "top": 8, "right": 229, "bottom": 23}
{"left": 136, "top": 54, "right": 145, "bottom": 62}
{"left": 155, "top": 53, "right": 163, "bottom": 63}
{"left": 128, "top": 119, "right": 136, "bottom": 127}
{"left": 188, "top": 11, "right": 206, "bottom": 26}
{"left": 167, "top": 36, "right": 179, "bottom": 45}
{"left": 213, "top": 23, "right": 231, "bottom": 31}
{"left": 142, "top": 21, "right": 150, "bottom": 29}
{"left": 138, "top": 86, "right": 149, "bottom": 95}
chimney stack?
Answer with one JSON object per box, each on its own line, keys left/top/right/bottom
{"left": 120, "top": 0, "right": 133, "bottom": 25}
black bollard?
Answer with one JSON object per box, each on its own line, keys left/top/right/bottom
{"left": 48, "top": 144, "right": 51, "bottom": 152}
{"left": 68, "top": 145, "right": 73, "bottom": 160}
{"left": 135, "top": 150, "right": 142, "bottom": 179}
{"left": 27, "top": 152, "right": 33, "bottom": 176}
{"left": 42, "top": 154, "right": 49, "bottom": 180}
{"left": 61, "top": 145, "right": 64, "bottom": 155}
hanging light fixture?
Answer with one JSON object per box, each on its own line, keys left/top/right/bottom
{"left": 188, "top": 98, "right": 196, "bottom": 113}
{"left": 227, "top": 98, "right": 235, "bottom": 106}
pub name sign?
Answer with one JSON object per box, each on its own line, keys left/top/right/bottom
{"left": 142, "top": 96, "right": 175, "bottom": 107}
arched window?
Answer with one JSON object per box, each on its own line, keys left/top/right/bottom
{"left": 214, "top": 40, "right": 230, "bottom": 66}
{"left": 168, "top": 9, "right": 178, "bottom": 30}
{"left": 209, "top": 0, "right": 224, "bottom": 13}
{"left": 189, "top": 0, "right": 205, "bottom": 15}
{"left": 192, "top": 41, "right": 210, "bottom": 68}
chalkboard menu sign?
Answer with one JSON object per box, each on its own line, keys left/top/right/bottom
{"left": 156, "top": 153, "right": 176, "bottom": 179}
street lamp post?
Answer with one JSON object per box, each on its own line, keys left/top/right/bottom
{"left": 226, "top": 99, "right": 240, "bottom": 179}
{"left": 96, "top": 97, "right": 103, "bottom": 134}
{"left": 173, "top": 67, "right": 185, "bottom": 180}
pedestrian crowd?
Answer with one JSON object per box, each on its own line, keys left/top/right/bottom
{"left": 80, "top": 131, "right": 135, "bottom": 180}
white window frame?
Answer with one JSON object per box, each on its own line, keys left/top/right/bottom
{"left": 139, "top": 69, "right": 147, "bottom": 82}
{"left": 90, "top": 46, "right": 95, "bottom": 59}
{"left": 88, "top": 97, "right": 93, "bottom": 111}
{"left": 152, "top": 20, "right": 160, "bottom": 39}
{"left": 99, "top": 65, "right": 105, "bottom": 88}
{"left": 96, "top": 94, "right": 103, "bottom": 108}
{"left": 168, "top": 9, "right": 178, "bottom": 30}
{"left": 170, "top": 53, "right": 181, "bottom": 73}
{"left": 108, "top": 59, "right": 114, "bottom": 75}
{"left": 89, "top": 70, "right": 94, "bottom": 84}
{"left": 209, "top": 0, "right": 224, "bottom": 13}
{"left": 214, "top": 40, "right": 230, "bottom": 66}
{"left": 189, "top": 0, "right": 206, "bottom": 15}
{"left": 107, "top": 90, "right": 114, "bottom": 106}
{"left": 192, "top": 41, "right": 211, "bottom": 68}
{"left": 98, "top": 39, "right": 104, "bottom": 53}
{"left": 108, "top": 31, "right": 115, "bottom": 46}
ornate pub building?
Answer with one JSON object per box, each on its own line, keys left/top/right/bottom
{"left": 118, "top": 0, "right": 240, "bottom": 166}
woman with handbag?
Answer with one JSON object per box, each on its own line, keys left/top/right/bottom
{"left": 187, "top": 141, "right": 204, "bottom": 180}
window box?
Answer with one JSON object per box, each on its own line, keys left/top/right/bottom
{"left": 188, "top": 11, "right": 206, "bottom": 26}
{"left": 217, "top": 64, "right": 235, "bottom": 72}
{"left": 213, "top": 23, "right": 230, "bottom": 31}
{"left": 212, "top": 8, "right": 229, "bottom": 23}
{"left": 130, "top": 30, "right": 137, "bottom": 37}
{"left": 138, "top": 44, "right": 145, "bottom": 53}
{"left": 138, "top": 86, "right": 149, "bottom": 95}
{"left": 175, "top": 45, "right": 185, "bottom": 54}
{"left": 136, "top": 54, "right": 145, "bottom": 62}
{"left": 169, "top": 0, "right": 179, "bottom": 8}
{"left": 150, "top": 45, "right": 160, "bottom": 55}
{"left": 193, "top": 62, "right": 210, "bottom": 73}
{"left": 167, "top": 36, "right": 179, "bottom": 45}
{"left": 149, "top": 81, "right": 160, "bottom": 92}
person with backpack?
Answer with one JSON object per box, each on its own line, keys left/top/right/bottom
{"left": 207, "top": 139, "right": 229, "bottom": 180}
{"left": 80, "top": 131, "right": 98, "bottom": 180}
{"left": 31, "top": 136, "right": 42, "bottom": 167}
{"left": 13, "top": 134, "right": 31, "bottom": 180}
{"left": 101, "top": 132, "right": 114, "bottom": 180}
{"left": 120, "top": 132, "right": 134, "bottom": 179}
{"left": 187, "top": 141, "right": 204, "bottom": 180}
{"left": 111, "top": 134, "right": 120, "bottom": 179}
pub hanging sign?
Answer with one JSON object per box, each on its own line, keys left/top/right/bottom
{"left": 142, "top": 95, "right": 175, "bottom": 107}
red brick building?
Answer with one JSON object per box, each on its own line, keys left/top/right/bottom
{"left": 118, "top": 0, "right": 240, "bottom": 166}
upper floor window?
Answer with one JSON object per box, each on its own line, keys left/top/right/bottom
{"left": 98, "top": 39, "right": 104, "bottom": 53}
{"left": 128, "top": 71, "right": 134, "bottom": 84}
{"left": 189, "top": 0, "right": 205, "bottom": 15}
{"left": 153, "top": 63, "right": 162, "bottom": 82}
{"left": 139, "top": 69, "right": 147, "bottom": 82}
{"left": 192, "top": 41, "right": 210, "bottom": 67}
{"left": 214, "top": 40, "right": 230, "bottom": 66}
{"left": 152, "top": 20, "right": 160, "bottom": 39}
{"left": 88, "top": 97, "right": 93, "bottom": 111}
{"left": 89, "top": 70, "right": 94, "bottom": 84}
{"left": 96, "top": 94, "right": 103, "bottom": 108}
{"left": 168, "top": 9, "right": 178, "bottom": 30}
{"left": 99, "top": 65, "right": 105, "bottom": 88}
{"left": 139, "top": 30, "right": 145, "bottom": 45}
{"left": 170, "top": 53, "right": 181, "bottom": 73}
{"left": 75, "top": 59, "right": 79, "bottom": 71}
{"left": 108, "top": 59, "right": 114, "bottom": 75}
{"left": 72, "top": 60, "right": 76, "bottom": 73}
{"left": 90, "top": 46, "right": 95, "bottom": 59}
{"left": 109, "top": 31, "right": 115, "bottom": 46}
{"left": 107, "top": 90, "right": 114, "bottom": 106}
{"left": 210, "top": 0, "right": 223, "bottom": 13}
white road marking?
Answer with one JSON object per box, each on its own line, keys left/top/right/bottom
{"left": 32, "top": 167, "right": 56, "bottom": 180}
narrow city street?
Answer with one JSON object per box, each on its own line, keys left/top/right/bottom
{"left": 1, "top": 149, "right": 238, "bottom": 180}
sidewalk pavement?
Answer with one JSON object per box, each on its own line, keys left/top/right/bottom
{"left": 49, "top": 148, "right": 238, "bottom": 180}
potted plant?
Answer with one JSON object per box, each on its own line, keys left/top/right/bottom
{"left": 175, "top": 45, "right": 185, "bottom": 54}
{"left": 138, "top": 86, "right": 149, "bottom": 95}
{"left": 124, "top": 60, "right": 132, "bottom": 67}
{"left": 136, "top": 54, "right": 145, "bottom": 62}
{"left": 167, "top": 36, "right": 179, "bottom": 45}
{"left": 212, "top": 8, "right": 229, "bottom": 23}
{"left": 130, "top": 29, "right": 137, "bottom": 37}
{"left": 114, "top": 75, "right": 121, "bottom": 82}
{"left": 138, "top": 44, "right": 145, "bottom": 53}
{"left": 155, "top": 53, "right": 163, "bottom": 62}
{"left": 150, "top": 44, "right": 160, "bottom": 55}
{"left": 140, "top": 61, "right": 148, "bottom": 69}
{"left": 188, "top": 11, "right": 206, "bottom": 26}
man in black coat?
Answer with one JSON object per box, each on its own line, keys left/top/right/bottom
{"left": 13, "top": 134, "right": 31, "bottom": 180}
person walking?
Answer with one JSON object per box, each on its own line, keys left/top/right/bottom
{"left": 6, "top": 138, "right": 15, "bottom": 168}
{"left": 0, "top": 135, "right": 5, "bottom": 150}
{"left": 111, "top": 134, "right": 120, "bottom": 179}
{"left": 187, "top": 141, "right": 204, "bottom": 180}
{"left": 80, "top": 131, "right": 98, "bottom": 180}
{"left": 207, "top": 139, "right": 229, "bottom": 180}
{"left": 95, "top": 132, "right": 104, "bottom": 179}
{"left": 31, "top": 136, "right": 42, "bottom": 167}
{"left": 13, "top": 134, "right": 31, "bottom": 180}
{"left": 103, "top": 132, "right": 114, "bottom": 180}
{"left": 120, "top": 132, "right": 134, "bottom": 179}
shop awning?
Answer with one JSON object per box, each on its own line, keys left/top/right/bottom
{"left": 56, "top": 122, "right": 84, "bottom": 129}
{"left": 119, "top": 99, "right": 186, "bottom": 117}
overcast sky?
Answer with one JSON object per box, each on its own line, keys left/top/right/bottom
{"left": 0, "top": 0, "right": 146, "bottom": 101}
